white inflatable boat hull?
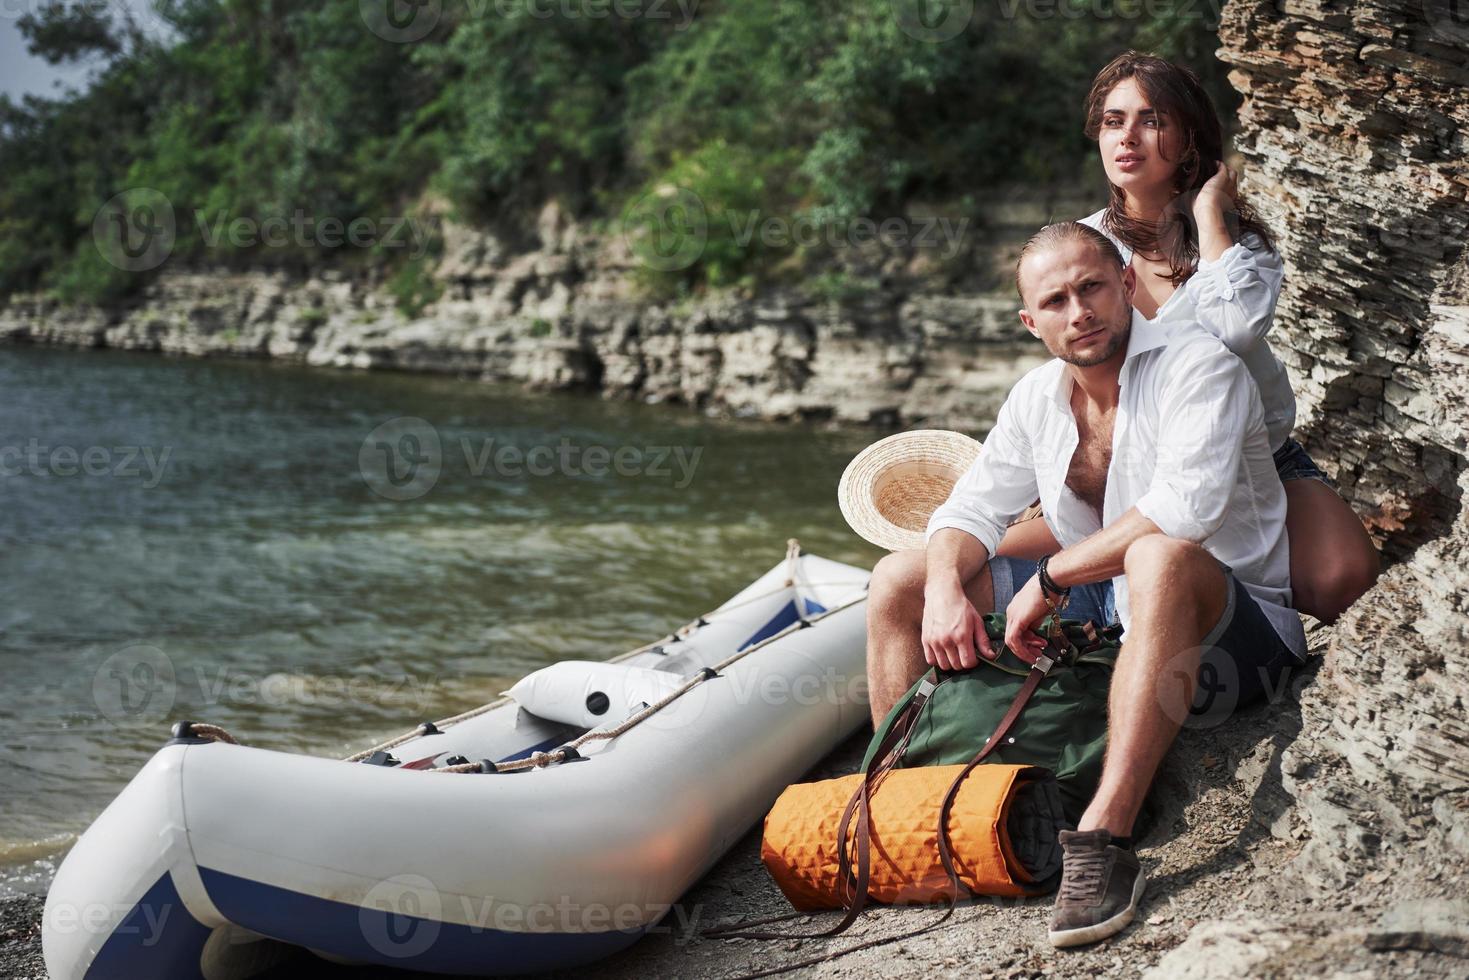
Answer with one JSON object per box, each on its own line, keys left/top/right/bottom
{"left": 43, "top": 553, "right": 871, "bottom": 978}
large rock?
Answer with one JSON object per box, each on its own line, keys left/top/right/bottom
{"left": 1178, "top": 0, "right": 1469, "bottom": 958}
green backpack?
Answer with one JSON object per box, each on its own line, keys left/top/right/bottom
{"left": 861, "top": 612, "right": 1123, "bottom": 824}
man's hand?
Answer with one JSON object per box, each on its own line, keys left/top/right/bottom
{"left": 1003, "top": 575, "right": 1052, "bottom": 665}
{"left": 921, "top": 581, "right": 994, "bottom": 671}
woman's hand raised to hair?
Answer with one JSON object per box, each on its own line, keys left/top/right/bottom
{"left": 1194, "top": 161, "right": 1239, "bottom": 217}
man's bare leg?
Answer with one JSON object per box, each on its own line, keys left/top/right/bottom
{"left": 865, "top": 549, "right": 995, "bottom": 728}
{"left": 1078, "top": 533, "right": 1230, "bottom": 837}
{"left": 1048, "top": 534, "right": 1232, "bottom": 949}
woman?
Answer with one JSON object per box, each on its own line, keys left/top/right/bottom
{"left": 997, "top": 51, "right": 1379, "bottom": 624}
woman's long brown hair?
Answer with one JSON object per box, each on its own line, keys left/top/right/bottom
{"left": 1083, "top": 51, "right": 1275, "bottom": 286}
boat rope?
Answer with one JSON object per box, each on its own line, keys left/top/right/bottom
{"left": 343, "top": 538, "right": 865, "bottom": 765}
{"left": 433, "top": 583, "right": 869, "bottom": 773}
{"left": 184, "top": 722, "right": 241, "bottom": 745}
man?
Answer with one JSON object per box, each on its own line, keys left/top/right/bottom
{"left": 863, "top": 222, "right": 1306, "bottom": 948}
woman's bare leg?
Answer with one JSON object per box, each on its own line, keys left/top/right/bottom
{"left": 1283, "top": 479, "right": 1381, "bottom": 623}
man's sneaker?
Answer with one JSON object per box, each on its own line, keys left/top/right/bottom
{"left": 1047, "top": 829, "right": 1146, "bottom": 948}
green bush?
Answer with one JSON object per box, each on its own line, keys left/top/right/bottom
{"left": 0, "top": 0, "right": 1235, "bottom": 304}
{"left": 623, "top": 140, "right": 802, "bottom": 294}
{"left": 387, "top": 256, "right": 442, "bottom": 319}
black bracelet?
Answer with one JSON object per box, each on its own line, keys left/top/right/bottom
{"left": 1037, "top": 555, "right": 1070, "bottom": 599}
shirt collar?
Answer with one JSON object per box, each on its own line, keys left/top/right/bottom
{"left": 1123, "top": 307, "right": 1170, "bottom": 361}
{"left": 1046, "top": 309, "right": 1168, "bottom": 409}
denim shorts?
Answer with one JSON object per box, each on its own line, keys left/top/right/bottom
{"left": 988, "top": 555, "right": 1302, "bottom": 721}
{"left": 1274, "top": 436, "right": 1333, "bottom": 488}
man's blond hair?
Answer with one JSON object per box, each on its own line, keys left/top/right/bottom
{"left": 1015, "top": 222, "right": 1126, "bottom": 302}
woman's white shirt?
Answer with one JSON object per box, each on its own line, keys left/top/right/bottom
{"left": 1078, "top": 208, "right": 1295, "bottom": 451}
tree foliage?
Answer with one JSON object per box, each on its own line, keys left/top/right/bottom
{"left": 0, "top": 0, "right": 1234, "bottom": 303}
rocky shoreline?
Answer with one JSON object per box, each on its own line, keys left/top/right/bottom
{"left": 0, "top": 191, "right": 1083, "bottom": 434}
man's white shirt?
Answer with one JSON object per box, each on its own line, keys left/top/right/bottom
{"left": 925, "top": 310, "right": 1306, "bottom": 660}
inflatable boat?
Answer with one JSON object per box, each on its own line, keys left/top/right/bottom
{"left": 42, "top": 546, "right": 871, "bottom": 979}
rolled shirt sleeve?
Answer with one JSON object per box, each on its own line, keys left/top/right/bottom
{"left": 924, "top": 390, "right": 1039, "bottom": 557}
{"left": 1134, "top": 338, "right": 1262, "bottom": 543}
{"left": 1181, "top": 237, "right": 1285, "bottom": 354}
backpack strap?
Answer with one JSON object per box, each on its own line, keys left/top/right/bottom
{"left": 972, "top": 651, "right": 1055, "bottom": 764}
{"left": 701, "top": 673, "right": 946, "bottom": 942}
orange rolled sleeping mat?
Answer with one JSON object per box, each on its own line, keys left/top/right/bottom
{"left": 760, "top": 763, "right": 1064, "bottom": 910}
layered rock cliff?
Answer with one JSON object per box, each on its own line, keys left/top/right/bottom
{"left": 0, "top": 189, "right": 1095, "bottom": 432}
{"left": 1145, "top": 0, "right": 1469, "bottom": 970}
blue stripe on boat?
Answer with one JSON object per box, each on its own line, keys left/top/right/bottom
{"left": 738, "top": 595, "right": 829, "bottom": 650}
{"left": 738, "top": 598, "right": 799, "bottom": 650}
{"left": 85, "top": 872, "right": 211, "bottom": 980}
{"left": 495, "top": 731, "right": 572, "bottom": 764}
{"left": 197, "top": 866, "right": 650, "bottom": 975}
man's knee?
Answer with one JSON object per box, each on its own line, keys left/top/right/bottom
{"left": 869, "top": 549, "right": 926, "bottom": 612}
{"left": 1124, "top": 534, "right": 1226, "bottom": 630}
{"left": 1123, "top": 533, "right": 1210, "bottom": 579}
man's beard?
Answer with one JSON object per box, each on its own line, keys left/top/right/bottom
{"left": 1050, "top": 315, "right": 1130, "bottom": 368}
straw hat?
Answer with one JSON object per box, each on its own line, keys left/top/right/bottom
{"left": 837, "top": 429, "right": 982, "bottom": 552}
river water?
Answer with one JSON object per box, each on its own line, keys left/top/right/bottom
{"left": 0, "top": 345, "right": 959, "bottom": 897}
